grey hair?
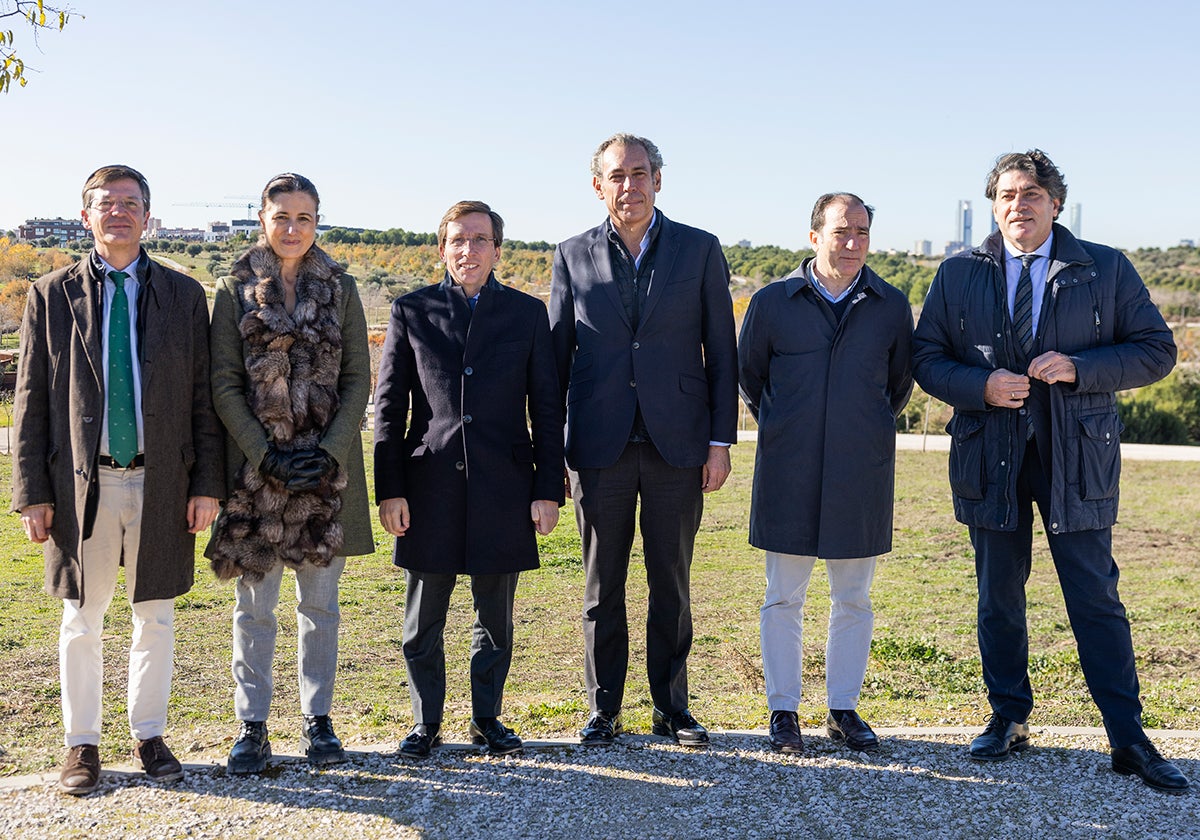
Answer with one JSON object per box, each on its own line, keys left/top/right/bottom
{"left": 590, "top": 133, "right": 664, "bottom": 178}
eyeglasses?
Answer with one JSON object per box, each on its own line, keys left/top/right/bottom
{"left": 90, "top": 198, "right": 146, "bottom": 214}
{"left": 446, "top": 235, "right": 495, "bottom": 251}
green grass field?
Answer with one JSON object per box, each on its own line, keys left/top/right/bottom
{"left": 1, "top": 445, "right": 1197, "bottom": 776}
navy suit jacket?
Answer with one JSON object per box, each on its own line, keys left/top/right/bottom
{"left": 549, "top": 212, "right": 738, "bottom": 470}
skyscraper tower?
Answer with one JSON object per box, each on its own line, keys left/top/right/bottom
{"left": 1068, "top": 203, "right": 1082, "bottom": 238}
{"left": 956, "top": 200, "right": 973, "bottom": 248}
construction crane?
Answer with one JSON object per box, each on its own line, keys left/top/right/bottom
{"left": 172, "top": 200, "right": 256, "bottom": 218}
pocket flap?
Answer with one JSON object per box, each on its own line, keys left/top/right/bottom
{"left": 1079, "top": 414, "right": 1123, "bottom": 444}
{"left": 946, "top": 412, "right": 985, "bottom": 441}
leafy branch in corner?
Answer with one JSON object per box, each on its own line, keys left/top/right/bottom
{"left": 1, "top": 1, "right": 78, "bottom": 93}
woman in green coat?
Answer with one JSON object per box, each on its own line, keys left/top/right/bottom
{"left": 207, "top": 173, "right": 373, "bottom": 774}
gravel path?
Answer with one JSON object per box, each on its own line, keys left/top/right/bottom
{"left": 1, "top": 728, "right": 1196, "bottom": 839}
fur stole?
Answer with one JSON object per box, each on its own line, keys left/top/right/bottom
{"left": 210, "top": 244, "right": 349, "bottom": 581}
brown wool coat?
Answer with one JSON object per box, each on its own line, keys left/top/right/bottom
{"left": 207, "top": 247, "right": 374, "bottom": 565}
{"left": 11, "top": 253, "right": 225, "bottom": 603}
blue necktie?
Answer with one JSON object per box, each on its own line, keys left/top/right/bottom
{"left": 1012, "top": 254, "right": 1038, "bottom": 357}
{"left": 107, "top": 271, "right": 137, "bottom": 466}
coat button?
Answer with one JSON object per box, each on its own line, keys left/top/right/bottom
{"left": 463, "top": 415, "right": 473, "bottom": 424}
{"left": 1051, "top": 521, "right": 1059, "bottom": 530}
{"left": 464, "top": 366, "right": 474, "bottom": 376}
{"left": 630, "top": 380, "right": 636, "bottom": 388}
{"left": 455, "top": 461, "right": 465, "bottom": 471}
{"left": 633, "top": 341, "right": 640, "bottom": 350}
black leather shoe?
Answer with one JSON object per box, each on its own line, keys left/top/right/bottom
{"left": 1112, "top": 740, "right": 1190, "bottom": 794}
{"left": 469, "top": 717, "right": 523, "bottom": 756}
{"left": 768, "top": 710, "right": 803, "bottom": 754}
{"left": 827, "top": 709, "right": 880, "bottom": 752}
{"left": 651, "top": 708, "right": 710, "bottom": 747}
{"left": 969, "top": 714, "right": 1030, "bottom": 761}
{"left": 134, "top": 735, "right": 185, "bottom": 782}
{"left": 398, "top": 723, "right": 442, "bottom": 759}
{"left": 227, "top": 721, "right": 271, "bottom": 775}
{"left": 301, "top": 715, "right": 346, "bottom": 765}
{"left": 580, "top": 711, "right": 623, "bottom": 746}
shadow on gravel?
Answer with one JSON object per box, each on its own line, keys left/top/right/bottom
{"left": 52, "top": 732, "right": 1194, "bottom": 839}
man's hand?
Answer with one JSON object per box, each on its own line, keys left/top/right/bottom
{"left": 701, "top": 445, "right": 732, "bottom": 493}
{"left": 984, "top": 369, "right": 1032, "bottom": 408}
{"left": 379, "top": 497, "right": 411, "bottom": 537}
{"left": 1028, "top": 351, "right": 1077, "bottom": 385}
{"left": 187, "top": 496, "right": 220, "bottom": 534}
{"left": 531, "top": 500, "right": 560, "bottom": 536}
{"left": 20, "top": 504, "right": 54, "bottom": 543}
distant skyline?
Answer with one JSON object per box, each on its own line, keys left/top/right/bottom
{"left": 2, "top": 1, "right": 1198, "bottom": 253}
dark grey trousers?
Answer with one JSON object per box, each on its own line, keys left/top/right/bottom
{"left": 570, "top": 441, "right": 704, "bottom": 715}
{"left": 402, "top": 570, "right": 519, "bottom": 724}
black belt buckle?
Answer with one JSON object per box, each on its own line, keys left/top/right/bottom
{"left": 98, "top": 453, "right": 145, "bottom": 469}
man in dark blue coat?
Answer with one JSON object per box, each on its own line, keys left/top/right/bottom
{"left": 913, "top": 150, "right": 1186, "bottom": 793}
{"left": 550, "top": 133, "right": 739, "bottom": 747}
{"left": 374, "top": 201, "right": 564, "bottom": 758}
{"left": 739, "top": 193, "right": 912, "bottom": 754}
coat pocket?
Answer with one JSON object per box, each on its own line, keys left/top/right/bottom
{"left": 1078, "top": 413, "right": 1123, "bottom": 500}
{"left": 946, "top": 412, "right": 986, "bottom": 501}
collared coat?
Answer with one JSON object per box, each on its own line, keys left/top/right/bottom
{"left": 373, "top": 275, "right": 564, "bottom": 574}
{"left": 11, "top": 251, "right": 225, "bottom": 603}
{"left": 912, "top": 224, "right": 1176, "bottom": 534}
{"left": 738, "top": 261, "right": 913, "bottom": 558}
{"left": 208, "top": 262, "right": 375, "bottom": 559}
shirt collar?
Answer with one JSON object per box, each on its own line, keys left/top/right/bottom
{"left": 806, "top": 262, "right": 861, "bottom": 303}
{"left": 1003, "top": 231, "right": 1054, "bottom": 263}
{"left": 606, "top": 209, "right": 660, "bottom": 254}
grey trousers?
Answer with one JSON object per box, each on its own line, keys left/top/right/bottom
{"left": 402, "top": 570, "right": 519, "bottom": 724}
{"left": 232, "top": 555, "right": 346, "bottom": 722}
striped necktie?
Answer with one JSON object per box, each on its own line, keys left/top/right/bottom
{"left": 1012, "top": 254, "right": 1038, "bottom": 357}
{"left": 107, "top": 270, "right": 137, "bottom": 466}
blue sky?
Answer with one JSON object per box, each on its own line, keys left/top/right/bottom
{"left": 2, "top": 0, "right": 1197, "bottom": 253}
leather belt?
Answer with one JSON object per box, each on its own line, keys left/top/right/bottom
{"left": 97, "top": 453, "right": 145, "bottom": 469}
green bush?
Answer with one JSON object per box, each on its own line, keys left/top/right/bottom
{"left": 1119, "top": 368, "right": 1200, "bottom": 445}
{"left": 1118, "top": 398, "right": 1190, "bottom": 444}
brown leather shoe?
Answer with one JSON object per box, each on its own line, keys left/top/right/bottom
{"left": 59, "top": 744, "right": 101, "bottom": 795}
{"left": 133, "top": 735, "right": 184, "bottom": 783}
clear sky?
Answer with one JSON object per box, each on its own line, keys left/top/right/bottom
{"left": 2, "top": 0, "right": 1197, "bottom": 253}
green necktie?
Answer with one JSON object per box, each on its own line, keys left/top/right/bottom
{"left": 107, "top": 270, "right": 137, "bottom": 466}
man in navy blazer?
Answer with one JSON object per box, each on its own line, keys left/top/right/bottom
{"left": 549, "top": 133, "right": 738, "bottom": 747}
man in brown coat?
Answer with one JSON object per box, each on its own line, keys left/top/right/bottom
{"left": 11, "top": 165, "right": 224, "bottom": 794}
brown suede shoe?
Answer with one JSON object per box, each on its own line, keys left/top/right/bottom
{"left": 59, "top": 744, "right": 101, "bottom": 795}
{"left": 133, "top": 735, "right": 184, "bottom": 783}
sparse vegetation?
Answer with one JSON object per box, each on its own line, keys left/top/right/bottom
{"left": 0, "top": 444, "right": 1196, "bottom": 777}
